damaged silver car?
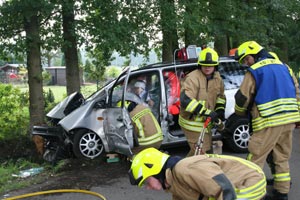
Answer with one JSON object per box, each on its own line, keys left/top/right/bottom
{"left": 32, "top": 52, "right": 250, "bottom": 162}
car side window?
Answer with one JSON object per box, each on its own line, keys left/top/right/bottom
{"left": 110, "top": 80, "right": 124, "bottom": 107}
{"left": 128, "top": 72, "right": 161, "bottom": 120}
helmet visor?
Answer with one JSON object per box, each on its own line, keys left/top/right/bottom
{"left": 128, "top": 169, "right": 143, "bottom": 186}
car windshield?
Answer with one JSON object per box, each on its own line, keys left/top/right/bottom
{"left": 219, "top": 61, "right": 247, "bottom": 90}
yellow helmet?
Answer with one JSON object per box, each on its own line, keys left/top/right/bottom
{"left": 198, "top": 47, "right": 219, "bottom": 66}
{"left": 235, "top": 41, "right": 263, "bottom": 64}
{"left": 128, "top": 148, "right": 170, "bottom": 187}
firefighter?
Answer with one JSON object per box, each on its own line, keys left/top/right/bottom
{"left": 266, "top": 51, "right": 300, "bottom": 186}
{"left": 179, "top": 47, "right": 226, "bottom": 156}
{"left": 121, "top": 93, "right": 163, "bottom": 155}
{"left": 128, "top": 147, "right": 267, "bottom": 200}
{"left": 234, "top": 41, "right": 300, "bottom": 200}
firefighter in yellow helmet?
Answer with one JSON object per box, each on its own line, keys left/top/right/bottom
{"left": 128, "top": 147, "right": 267, "bottom": 200}
{"left": 120, "top": 92, "right": 163, "bottom": 155}
{"left": 265, "top": 51, "right": 299, "bottom": 190}
{"left": 179, "top": 47, "right": 226, "bottom": 156}
{"left": 234, "top": 41, "right": 300, "bottom": 200}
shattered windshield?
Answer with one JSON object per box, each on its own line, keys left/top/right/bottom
{"left": 219, "top": 61, "right": 247, "bottom": 90}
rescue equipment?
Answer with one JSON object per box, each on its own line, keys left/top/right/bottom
{"left": 194, "top": 117, "right": 211, "bottom": 155}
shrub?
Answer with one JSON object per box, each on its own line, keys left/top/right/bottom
{"left": 43, "top": 88, "right": 57, "bottom": 113}
{"left": 42, "top": 70, "right": 52, "bottom": 85}
{"left": 0, "top": 84, "right": 29, "bottom": 140}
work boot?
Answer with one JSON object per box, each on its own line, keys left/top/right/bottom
{"left": 272, "top": 190, "right": 288, "bottom": 200}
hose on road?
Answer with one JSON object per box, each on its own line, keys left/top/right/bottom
{"left": 3, "top": 189, "right": 107, "bottom": 200}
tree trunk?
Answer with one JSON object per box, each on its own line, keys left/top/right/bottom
{"left": 276, "top": 41, "right": 289, "bottom": 64}
{"left": 214, "top": 35, "right": 228, "bottom": 56}
{"left": 159, "top": 0, "right": 179, "bottom": 62}
{"left": 184, "top": 1, "right": 199, "bottom": 46}
{"left": 62, "top": 0, "right": 80, "bottom": 95}
{"left": 24, "top": 14, "right": 45, "bottom": 155}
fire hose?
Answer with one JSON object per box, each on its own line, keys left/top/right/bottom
{"left": 3, "top": 189, "right": 107, "bottom": 200}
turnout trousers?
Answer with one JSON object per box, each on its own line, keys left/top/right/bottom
{"left": 247, "top": 123, "right": 294, "bottom": 193}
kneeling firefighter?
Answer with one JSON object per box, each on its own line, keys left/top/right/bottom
{"left": 128, "top": 148, "right": 267, "bottom": 200}
{"left": 120, "top": 93, "right": 163, "bottom": 155}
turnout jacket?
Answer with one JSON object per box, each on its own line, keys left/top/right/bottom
{"left": 234, "top": 58, "right": 300, "bottom": 131}
{"left": 129, "top": 104, "right": 163, "bottom": 146}
{"left": 165, "top": 154, "right": 266, "bottom": 200}
{"left": 179, "top": 69, "right": 226, "bottom": 132}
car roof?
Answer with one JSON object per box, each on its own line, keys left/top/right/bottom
{"left": 132, "top": 56, "right": 237, "bottom": 72}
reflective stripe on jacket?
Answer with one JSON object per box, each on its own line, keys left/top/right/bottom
{"left": 209, "top": 154, "right": 266, "bottom": 200}
{"left": 130, "top": 105, "right": 163, "bottom": 146}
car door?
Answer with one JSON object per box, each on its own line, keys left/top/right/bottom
{"left": 103, "top": 67, "right": 135, "bottom": 156}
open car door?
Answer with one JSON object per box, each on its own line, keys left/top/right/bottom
{"left": 103, "top": 67, "right": 135, "bottom": 157}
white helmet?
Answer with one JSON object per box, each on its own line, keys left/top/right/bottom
{"left": 134, "top": 80, "right": 146, "bottom": 90}
{"left": 125, "top": 92, "right": 143, "bottom": 105}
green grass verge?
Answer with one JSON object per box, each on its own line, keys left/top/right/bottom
{"left": 0, "top": 159, "right": 68, "bottom": 195}
{"left": 43, "top": 86, "right": 67, "bottom": 102}
{"left": 17, "top": 84, "right": 98, "bottom": 103}
{"left": 0, "top": 160, "right": 43, "bottom": 195}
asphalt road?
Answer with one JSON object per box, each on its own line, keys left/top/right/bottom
{"left": 3, "top": 129, "right": 300, "bottom": 200}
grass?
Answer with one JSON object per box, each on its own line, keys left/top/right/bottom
{"left": 0, "top": 159, "right": 44, "bottom": 195}
{"left": 0, "top": 159, "right": 69, "bottom": 195}
{"left": 17, "top": 84, "right": 98, "bottom": 103}
{"left": 43, "top": 86, "right": 67, "bottom": 102}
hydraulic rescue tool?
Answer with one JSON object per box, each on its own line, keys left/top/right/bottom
{"left": 194, "top": 117, "right": 224, "bottom": 155}
{"left": 194, "top": 117, "right": 211, "bottom": 155}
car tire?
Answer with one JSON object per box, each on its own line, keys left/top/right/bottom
{"left": 225, "top": 118, "right": 251, "bottom": 153}
{"left": 73, "top": 129, "right": 104, "bottom": 160}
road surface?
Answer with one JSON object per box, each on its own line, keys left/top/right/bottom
{"left": 3, "top": 129, "right": 300, "bottom": 200}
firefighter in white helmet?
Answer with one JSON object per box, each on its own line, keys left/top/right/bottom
{"left": 179, "top": 47, "right": 226, "bottom": 156}
{"left": 234, "top": 41, "right": 300, "bottom": 200}
{"left": 128, "top": 147, "right": 267, "bottom": 200}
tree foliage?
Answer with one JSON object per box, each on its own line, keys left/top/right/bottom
{"left": 1, "top": 0, "right": 300, "bottom": 141}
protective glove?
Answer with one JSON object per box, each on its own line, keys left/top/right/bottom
{"left": 216, "top": 109, "right": 225, "bottom": 121}
{"left": 206, "top": 110, "right": 224, "bottom": 131}
{"left": 208, "top": 111, "right": 220, "bottom": 124}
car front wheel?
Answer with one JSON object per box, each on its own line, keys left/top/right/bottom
{"left": 225, "top": 118, "right": 251, "bottom": 153}
{"left": 73, "top": 129, "right": 104, "bottom": 159}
